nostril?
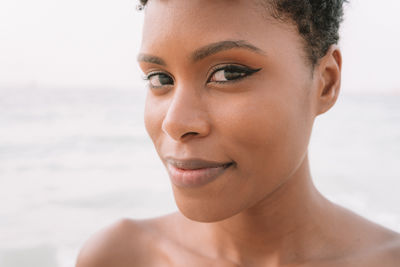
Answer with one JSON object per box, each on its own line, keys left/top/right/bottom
{"left": 181, "top": 132, "right": 199, "bottom": 139}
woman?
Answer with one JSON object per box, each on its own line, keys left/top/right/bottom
{"left": 77, "top": 0, "right": 400, "bottom": 266}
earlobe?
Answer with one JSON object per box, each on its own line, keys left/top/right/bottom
{"left": 315, "top": 45, "right": 342, "bottom": 116}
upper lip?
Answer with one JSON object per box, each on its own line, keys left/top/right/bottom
{"left": 165, "top": 157, "right": 233, "bottom": 170}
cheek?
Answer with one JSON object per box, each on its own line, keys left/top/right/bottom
{"left": 144, "top": 93, "right": 164, "bottom": 146}
{"left": 214, "top": 92, "right": 311, "bottom": 181}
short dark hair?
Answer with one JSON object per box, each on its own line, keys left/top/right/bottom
{"left": 138, "top": 0, "right": 347, "bottom": 66}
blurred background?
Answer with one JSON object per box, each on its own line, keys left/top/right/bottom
{"left": 0, "top": 0, "right": 399, "bottom": 266}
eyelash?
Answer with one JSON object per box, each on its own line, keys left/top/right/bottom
{"left": 143, "top": 64, "right": 261, "bottom": 88}
{"left": 142, "top": 72, "right": 167, "bottom": 82}
{"left": 207, "top": 64, "right": 261, "bottom": 84}
{"left": 142, "top": 71, "right": 174, "bottom": 89}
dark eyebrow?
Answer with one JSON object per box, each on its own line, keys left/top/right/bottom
{"left": 137, "top": 53, "right": 166, "bottom": 66}
{"left": 137, "top": 40, "right": 265, "bottom": 66}
{"left": 191, "top": 40, "right": 265, "bottom": 62}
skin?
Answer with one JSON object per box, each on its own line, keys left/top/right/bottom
{"left": 76, "top": 0, "right": 400, "bottom": 266}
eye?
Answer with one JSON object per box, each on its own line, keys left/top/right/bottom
{"left": 145, "top": 72, "right": 174, "bottom": 88}
{"left": 208, "top": 65, "right": 261, "bottom": 83}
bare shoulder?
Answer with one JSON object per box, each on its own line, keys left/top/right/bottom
{"left": 348, "top": 233, "right": 400, "bottom": 267}
{"left": 75, "top": 216, "right": 171, "bottom": 267}
{"left": 374, "top": 234, "right": 400, "bottom": 266}
{"left": 330, "top": 205, "right": 400, "bottom": 267}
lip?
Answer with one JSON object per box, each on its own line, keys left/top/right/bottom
{"left": 165, "top": 157, "right": 234, "bottom": 188}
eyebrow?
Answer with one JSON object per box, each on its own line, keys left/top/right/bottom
{"left": 191, "top": 40, "right": 265, "bottom": 62}
{"left": 137, "top": 53, "right": 167, "bottom": 66}
{"left": 137, "top": 39, "right": 265, "bottom": 66}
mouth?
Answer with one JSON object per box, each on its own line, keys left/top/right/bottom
{"left": 164, "top": 158, "right": 235, "bottom": 188}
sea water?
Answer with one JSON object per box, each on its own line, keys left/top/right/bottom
{"left": 0, "top": 87, "right": 399, "bottom": 267}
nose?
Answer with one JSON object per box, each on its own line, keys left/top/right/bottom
{"left": 161, "top": 87, "right": 211, "bottom": 141}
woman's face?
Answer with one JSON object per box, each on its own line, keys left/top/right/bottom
{"left": 139, "top": 0, "right": 321, "bottom": 222}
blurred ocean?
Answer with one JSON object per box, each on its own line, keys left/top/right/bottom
{"left": 0, "top": 87, "right": 399, "bottom": 267}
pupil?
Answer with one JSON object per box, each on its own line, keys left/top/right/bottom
{"left": 225, "top": 71, "right": 244, "bottom": 80}
{"left": 159, "top": 74, "right": 173, "bottom": 85}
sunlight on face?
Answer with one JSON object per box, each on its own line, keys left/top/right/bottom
{"left": 138, "top": 0, "right": 319, "bottom": 222}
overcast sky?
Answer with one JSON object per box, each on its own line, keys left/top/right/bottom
{"left": 0, "top": 0, "right": 399, "bottom": 93}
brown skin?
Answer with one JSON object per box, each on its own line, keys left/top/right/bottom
{"left": 76, "top": 0, "right": 400, "bottom": 266}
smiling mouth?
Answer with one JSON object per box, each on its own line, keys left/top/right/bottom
{"left": 165, "top": 158, "right": 235, "bottom": 188}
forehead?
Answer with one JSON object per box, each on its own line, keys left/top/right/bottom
{"left": 140, "top": 0, "right": 303, "bottom": 64}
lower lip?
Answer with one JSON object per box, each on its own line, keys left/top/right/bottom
{"left": 167, "top": 163, "right": 233, "bottom": 188}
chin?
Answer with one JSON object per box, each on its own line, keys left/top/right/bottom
{"left": 172, "top": 189, "right": 246, "bottom": 223}
{"left": 177, "top": 205, "right": 235, "bottom": 223}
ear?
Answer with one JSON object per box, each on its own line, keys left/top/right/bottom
{"left": 314, "top": 45, "right": 342, "bottom": 116}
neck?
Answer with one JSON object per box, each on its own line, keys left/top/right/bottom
{"left": 207, "top": 154, "right": 337, "bottom": 266}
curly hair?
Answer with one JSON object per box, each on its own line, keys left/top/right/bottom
{"left": 137, "top": 0, "right": 347, "bottom": 66}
